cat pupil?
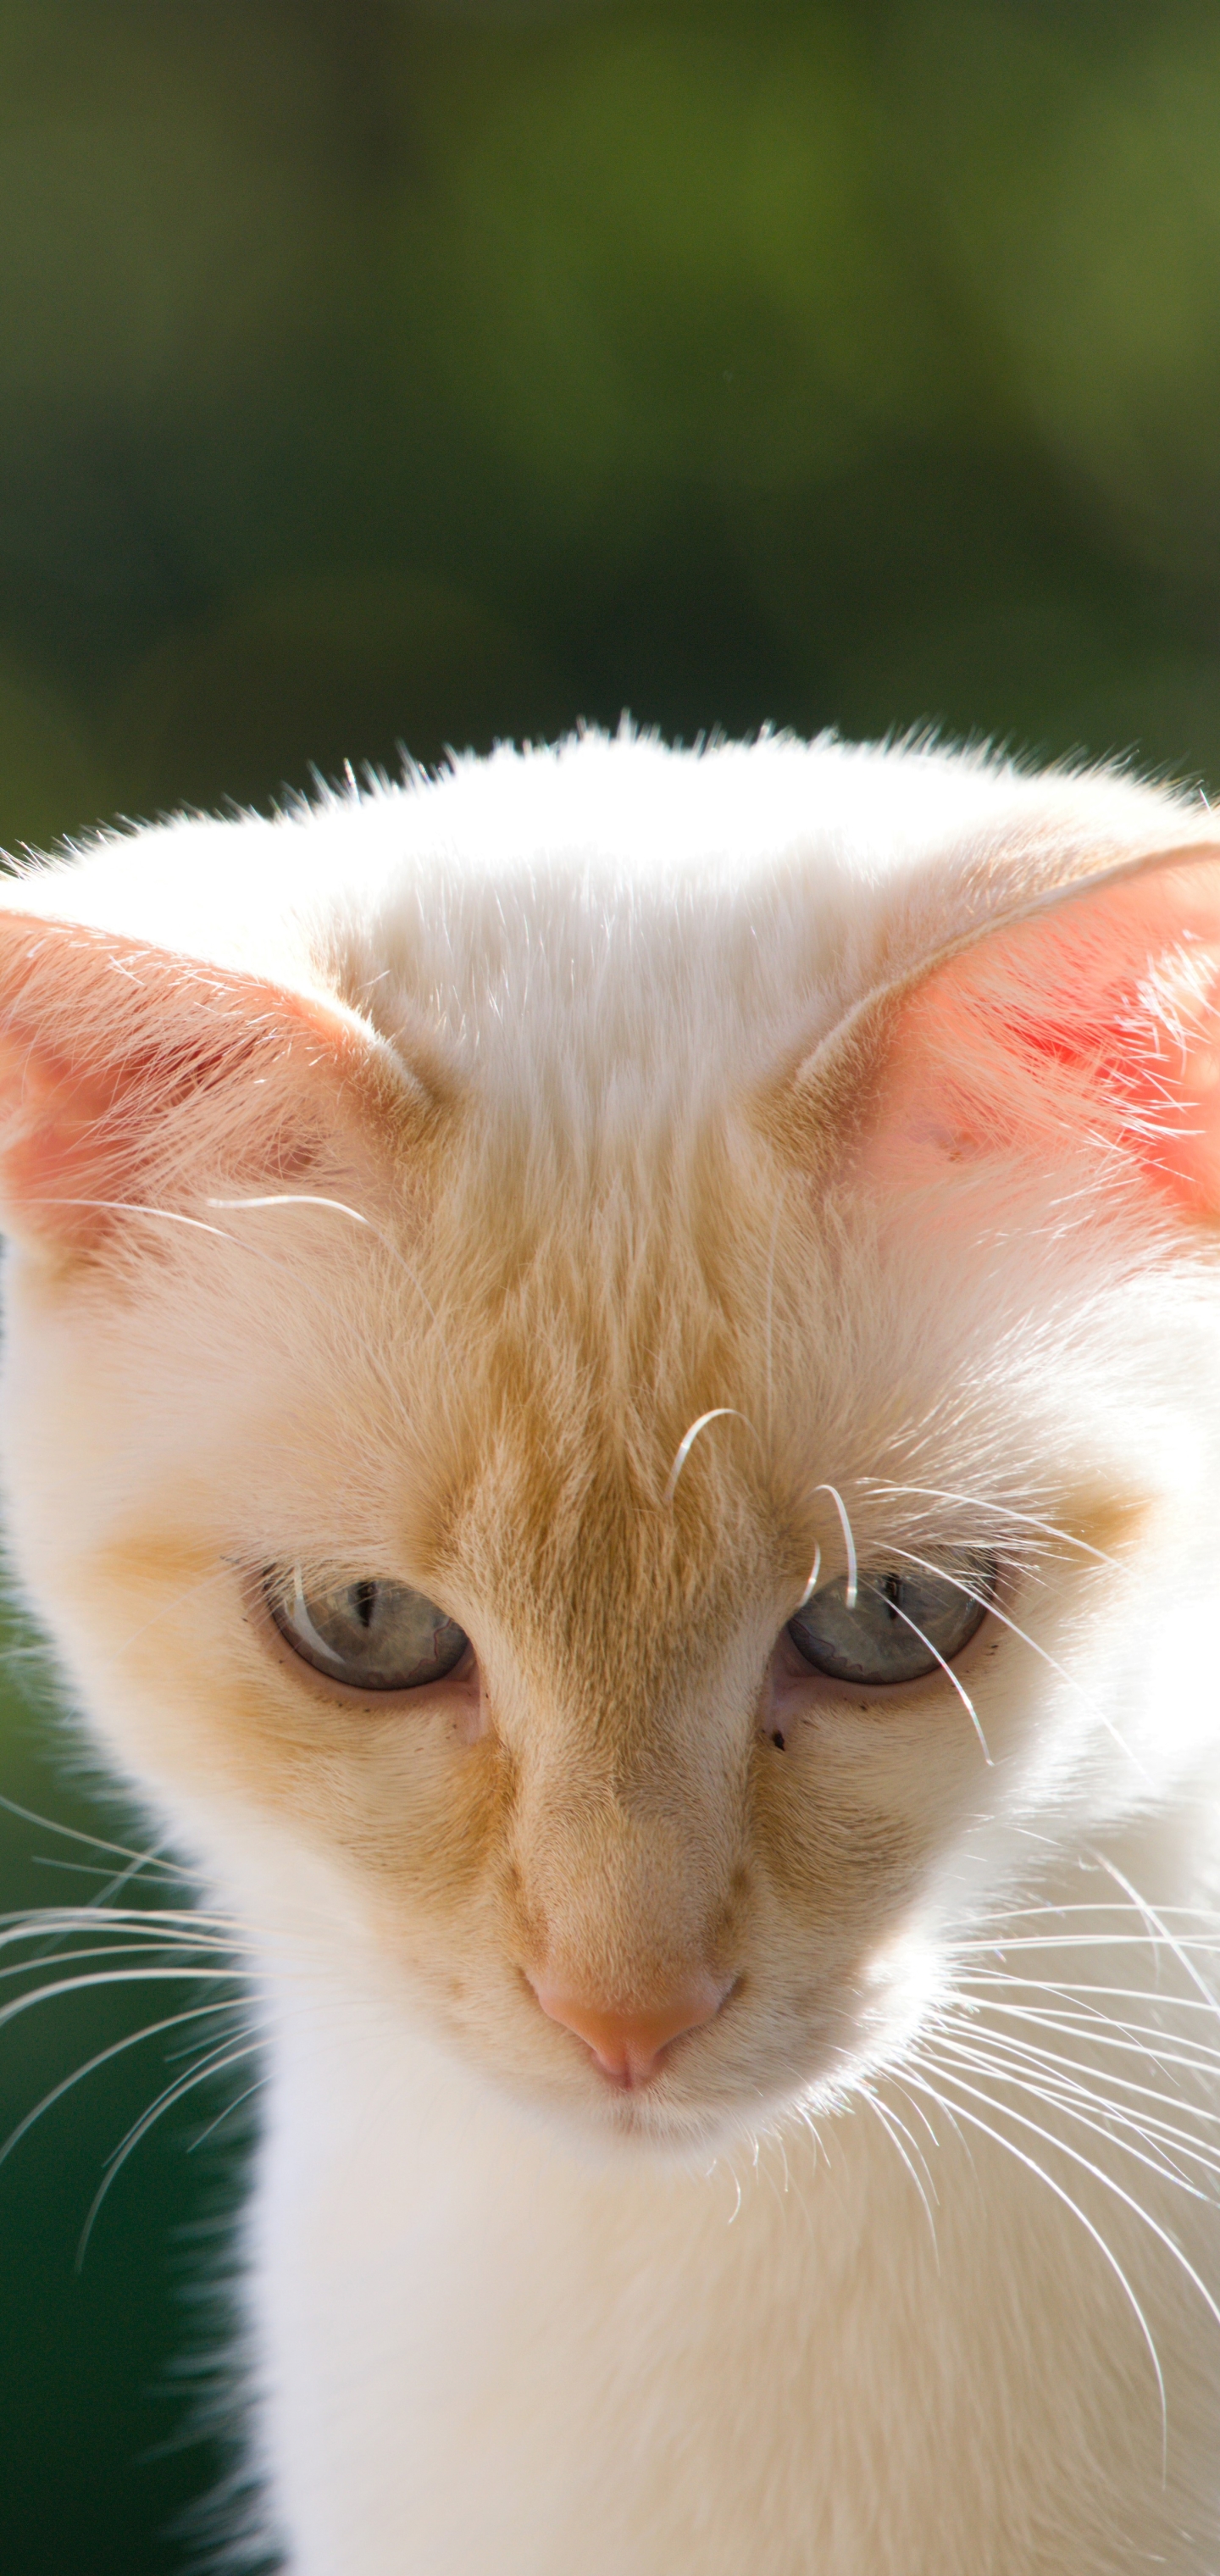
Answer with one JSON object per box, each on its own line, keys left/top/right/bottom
{"left": 352, "top": 1580, "right": 378, "bottom": 1630}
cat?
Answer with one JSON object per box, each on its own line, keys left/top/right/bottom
{"left": 3, "top": 727, "right": 1220, "bottom": 2573}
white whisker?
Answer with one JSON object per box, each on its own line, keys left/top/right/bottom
{"left": 918, "top": 2050, "right": 1220, "bottom": 2338}
{"left": 663, "top": 1408, "right": 758, "bottom": 1507}
{"left": 904, "top": 2061, "right": 1168, "bottom": 2454}
{"left": 0, "top": 1792, "right": 197, "bottom": 1883}
{"left": 762, "top": 1188, "right": 785, "bottom": 1445}
{"left": 861, "top": 2085, "right": 940, "bottom": 2256}
{"left": 0, "top": 1940, "right": 241, "bottom": 1986}
{"left": 1092, "top": 1854, "right": 1220, "bottom": 2035}
{"left": 75, "top": 2035, "right": 260, "bottom": 2268}
{"left": 810, "top": 1484, "right": 858, "bottom": 1609}
{"left": 206, "top": 1193, "right": 446, "bottom": 1336}
{"left": 796, "top": 1544, "right": 821, "bottom": 1611}
{"left": 957, "top": 1996, "right": 1220, "bottom": 2085}
{"left": 0, "top": 1965, "right": 247, "bottom": 2037}
{"left": 888, "top": 1546, "right": 1149, "bottom": 1779}
{"left": 879, "top": 1592, "right": 992, "bottom": 1762}
{"left": 932, "top": 2026, "right": 1220, "bottom": 2196}
{"left": 859, "top": 1480, "right": 1120, "bottom": 1569}
{"left": 187, "top": 2071, "right": 267, "bottom": 2154}
{"left": 0, "top": 2000, "right": 244, "bottom": 2175}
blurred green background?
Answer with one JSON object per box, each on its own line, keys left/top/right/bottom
{"left": 3, "top": 0, "right": 1220, "bottom": 2564}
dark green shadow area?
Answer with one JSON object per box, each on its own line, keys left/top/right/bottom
{"left": 0, "top": 1622, "right": 247, "bottom": 2574}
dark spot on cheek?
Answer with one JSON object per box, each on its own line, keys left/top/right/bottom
{"left": 770, "top": 1730, "right": 786, "bottom": 1752}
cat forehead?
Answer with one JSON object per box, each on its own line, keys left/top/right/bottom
{"left": 14, "top": 732, "right": 1195, "bottom": 1042}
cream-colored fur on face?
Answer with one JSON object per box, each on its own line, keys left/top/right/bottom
{"left": 4, "top": 731, "right": 1220, "bottom": 2570}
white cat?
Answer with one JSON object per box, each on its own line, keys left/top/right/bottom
{"left": 3, "top": 730, "right": 1220, "bottom": 2572}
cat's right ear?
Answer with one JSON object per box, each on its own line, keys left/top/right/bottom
{"left": 0, "top": 910, "right": 424, "bottom": 1257}
{"left": 807, "top": 842, "right": 1220, "bottom": 1227}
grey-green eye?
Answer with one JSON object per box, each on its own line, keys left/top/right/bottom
{"left": 268, "top": 1569, "right": 470, "bottom": 1692}
{"left": 786, "top": 1554, "right": 995, "bottom": 1687}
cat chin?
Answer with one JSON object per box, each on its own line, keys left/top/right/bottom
{"left": 491, "top": 2046, "right": 860, "bottom": 2166}
{"left": 512, "top": 2081, "right": 762, "bottom": 2168}
{"left": 511, "top": 2041, "right": 926, "bottom": 2176}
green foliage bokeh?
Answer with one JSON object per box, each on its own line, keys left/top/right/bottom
{"left": 3, "top": 1, "right": 1220, "bottom": 2565}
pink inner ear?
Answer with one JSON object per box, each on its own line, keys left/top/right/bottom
{"left": 0, "top": 913, "right": 375, "bottom": 1251}
{"left": 856, "top": 853, "right": 1220, "bottom": 1219}
{"left": 0, "top": 1035, "right": 122, "bottom": 1227}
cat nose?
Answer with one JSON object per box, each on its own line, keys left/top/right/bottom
{"left": 529, "top": 1975, "right": 729, "bottom": 2086}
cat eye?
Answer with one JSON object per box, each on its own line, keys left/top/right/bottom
{"left": 267, "top": 1569, "right": 471, "bottom": 1692}
{"left": 785, "top": 1554, "right": 995, "bottom": 1687}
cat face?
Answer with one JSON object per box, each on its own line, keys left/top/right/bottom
{"left": 1, "top": 742, "right": 1217, "bottom": 2157}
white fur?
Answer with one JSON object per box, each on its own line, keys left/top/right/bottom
{"left": 4, "top": 731, "right": 1220, "bottom": 2573}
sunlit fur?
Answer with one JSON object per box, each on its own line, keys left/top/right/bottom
{"left": 4, "top": 731, "right": 1220, "bottom": 2569}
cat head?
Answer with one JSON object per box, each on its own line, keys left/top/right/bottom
{"left": 2, "top": 739, "right": 1218, "bottom": 2155}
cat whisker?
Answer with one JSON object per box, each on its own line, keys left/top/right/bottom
{"left": 0, "top": 1940, "right": 242, "bottom": 1987}
{"left": 0, "top": 1903, "right": 244, "bottom": 1948}
{"left": 0, "top": 1999, "right": 245, "bottom": 2178}
{"left": 887, "top": 1546, "right": 1149, "bottom": 1779}
{"left": 84, "top": 1840, "right": 191, "bottom": 1915}
{"left": 858, "top": 1481, "right": 1122, "bottom": 1571}
{"left": 859, "top": 2084, "right": 941, "bottom": 2257}
{"left": 0, "top": 1965, "right": 252, "bottom": 2040}
{"left": 958, "top": 1948, "right": 1220, "bottom": 1988}
{"left": 795, "top": 1544, "right": 822, "bottom": 1611}
{"left": 957, "top": 1899, "right": 1220, "bottom": 1929}
{"left": 961, "top": 1991, "right": 1220, "bottom": 2051}
{"left": 944, "top": 2041, "right": 1220, "bottom": 2189}
{"left": 1090, "top": 1852, "right": 1220, "bottom": 2035}
{"left": 957, "top": 1960, "right": 1201, "bottom": 2017}
{"left": 958, "top": 1963, "right": 1220, "bottom": 2004}
{"left": 0, "top": 1914, "right": 239, "bottom": 1990}
{"left": 205, "top": 1193, "right": 451, "bottom": 1350}
{"left": 187, "top": 2070, "right": 267, "bottom": 2154}
{"left": 0, "top": 1789, "right": 198, "bottom": 1884}
{"left": 164, "top": 2013, "right": 251, "bottom": 2071}
{"left": 956, "top": 1929, "right": 1220, "bottom": 1954}
{"left": 953, "top": 1992, "right": 1220, "bottom": 2074}
{"left": 956, "top": 1987, "right": 1220, "bottom": 2073}
{"left": 914, "top": 2046, "right": 1220, "bottom": 2338}
{"left": 930, "top": 2027, "right": 1220, "bottom": 2196}
{"left": 28, "top": 1854, "right": 194, "bottom": 1891}
{"left": 75, "top": 2035, "right": 261, "bottom": 2269}
{"left": 890, "top": 2081, "right": 946, "bottom": 2155}
{"left": 808, "top": 1485, "right": 858, "bottom": 1609}
{"left": 903, "top": 2058, "right": 1169, "bottom": 2454}
{"left": 24, "top": 1195, "right": 248, "bottom": 1246}
{"left": 762, "top": 1187, "right": 785, "bottom": 1446}
{"left": 872, "top": 1590, "right": 991, "bottom": 1762}
{"left": 663, "top": 1408, "right": 759, "bottom": 1507}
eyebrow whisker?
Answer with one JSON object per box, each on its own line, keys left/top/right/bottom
{"left": 810, "top": 1485, "right": 858, "bottom": 1609}
{"left": 663, "top": 1408, "right": 758, "bottom": 1507}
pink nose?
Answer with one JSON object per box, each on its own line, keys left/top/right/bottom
{"left": 530, "top": 1976, "right": 729, "bottom": 2087}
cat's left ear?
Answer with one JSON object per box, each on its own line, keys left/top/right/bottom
{"left": 836, "top": 843, "right": 1220, "bottom": 1219}
{"left": 0, "top": 909, "right": 423, "bottom": 1256}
